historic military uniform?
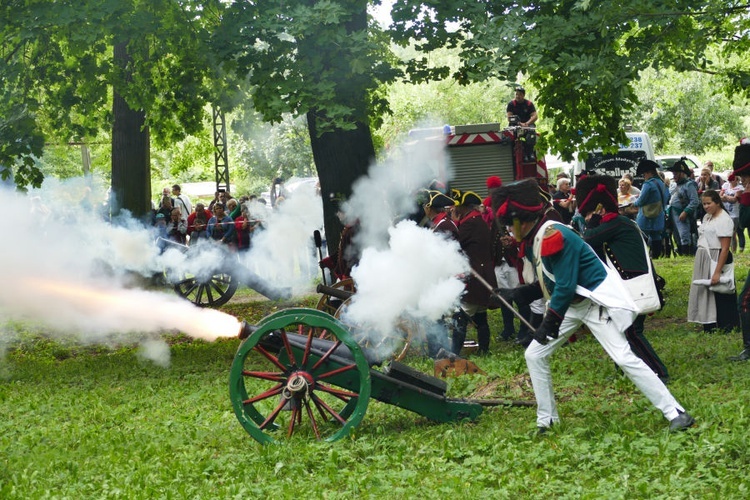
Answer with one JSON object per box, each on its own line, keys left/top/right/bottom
{"left": 451, "top": 189, "right": 497, "bottom": 354}
{"left": 492, "top": 178, "right": 693, "bottom": 432}
{"left": 577, "top": 175, "right": 669, "bottom": 383}
{"left": 730, "top": 141, "right": 750, "bottom": 361}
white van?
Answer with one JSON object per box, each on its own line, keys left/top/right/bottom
{"left": 575, "top": 132, "right": 656, "bottom": 187}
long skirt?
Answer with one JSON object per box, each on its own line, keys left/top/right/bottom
{"left": 688, "top": 247, "right": 738, "bottom": 330}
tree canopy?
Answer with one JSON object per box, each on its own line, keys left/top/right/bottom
{"left": 389, "top": 0, "right": 750, "bottom": 158}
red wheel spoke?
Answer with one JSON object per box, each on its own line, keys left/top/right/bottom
{"left": 311, "top": 393, "right": 346, "bottom": 425}
{"left": 304, "top": 399, "right": 321, "bottom": 440}
{"left": 254, "top": 345, "right": 288, "bottom": 372}
{"left": 242, "top": 370, "right": 286, "bottom": 382}
{"left": 280, "top": 330, "right": 298, "bottom": 367}
{"left": 315, "top": 382, "right": 358, "bottom": 401}
{"left": 311, "top": 340, "right": 342, "bottom": 371}
{"left": 317, "top": 328, "right": 330, "bottom": 339}
{"left": 315, "top": 363, "right": 356, "bottom": 380}
{"left": 259, "top": 398, "right": 288, "bottom": 430}
{"left": 287, "top": 406, "right": 299, "bottom": 437}
{"left": 243, "top": 384, "right": 283, "bottom": 404}
{"left": 301, "top": 326, "right": 315, "bottom": 367}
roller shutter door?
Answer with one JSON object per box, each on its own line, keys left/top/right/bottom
{"left": 447, "top": 143, "right": 514, "bottom": 194}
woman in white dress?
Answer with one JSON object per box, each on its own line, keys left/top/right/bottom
{"left": 688, "top": 189, "right": 739, "bottom": 332}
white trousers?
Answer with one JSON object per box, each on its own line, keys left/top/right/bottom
{"left": 525, "top": 299, "right": 684, "bottom": 427}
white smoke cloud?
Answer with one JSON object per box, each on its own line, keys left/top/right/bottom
{"left": 343, "top": 220, "right": 468, "bottom": 335}
{"left": 332, "top": 134, "right": 469, "bottom": 355}
{"left": 241, "top": 182, "right": 322, "bottom": 291}
{"left": 0, "top": 176, "right": 323, "bottom": 359}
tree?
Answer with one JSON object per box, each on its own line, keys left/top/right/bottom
{"left": 215, "top": 0, "right": 401, "bottom": 251}
{"left": 628, "top": 67, "right": 746, "bottom": 155}
{"left": 389, "top": 1, "right": 750, "bottom": 159}
{"left": 0, "top": 1, "right": 223, "bottom": 218}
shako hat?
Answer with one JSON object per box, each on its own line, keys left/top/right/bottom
{"left": 666, "top": 158, "right": 691, "bottom": 176}
{"left": 451, "top": 189, "right": 483, "bottom": 207}
{"left": 575, "top": 175, "right": 619, "bottom": 215}
{"left": 492, "top": 178, "right": 548, "bottom": 224}
{"left": 732, "top": 138, "right": 750, "bottom": 177}
{"left": 636, "top": 159, "right": 661, "bottom": 176}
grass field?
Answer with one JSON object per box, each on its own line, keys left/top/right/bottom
{"left": 2, "top": 254, "right": 750, "bottom": 498}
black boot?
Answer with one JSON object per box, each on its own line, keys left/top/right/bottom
{"left": 730, "top": 312, "right": 750, "bottom": 361}
{"left": 451, "top": 311, "right": 469, "bottom": 355}
{"left": 499, "top": 303, "right": 516, "bottom": 341}
{"left": 473, "top": 311, "right": 491, "bottom": 354}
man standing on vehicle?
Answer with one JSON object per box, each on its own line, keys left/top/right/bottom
{"left": 666, "top": 159, "right": 700, "bottom": 255}
{"left": 506, "top": 86, "right": 538, "bottom": 161}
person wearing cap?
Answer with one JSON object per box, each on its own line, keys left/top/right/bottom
{"left": 319, "top": 199, "right": 360, "bottom": 282}
{"left": 577, "top": 175, "right": 670, "bottom": 384}
{"left": 729, "top": 140, "right": 750, "bottom": 361}
{"left": 421, "top": 190, "right": 458, "bottom": 237}
{"left": 492, "top": 178, "right": 694, "bottom": 433}
{"left": 506, "top": 86, "right": 538, "bottom": 161}
{"left": 667, "top": 159, "right": 700, "bottom": 255}
{"left": 484, "top": 176, "right": 519, "bottom": 342}
{"left": 449, "top": 189, "right": 497, "bottom": 355}
{"left": 416, "top": 190, "right": 459, "bottom": 356}
{"left": 634, "top": 159, "right": 670, "bottom": 258}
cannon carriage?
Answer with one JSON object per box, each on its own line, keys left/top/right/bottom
{"left": 229, "top": 308, "right": 488, "bottom": 444}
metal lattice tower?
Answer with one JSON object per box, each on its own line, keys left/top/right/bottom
{"left": 212, "top": 107, "right": 230, "bottom": 192}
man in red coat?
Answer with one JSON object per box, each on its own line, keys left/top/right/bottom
{"left": 450, "top": 189, "right": 498, "bottom": 354}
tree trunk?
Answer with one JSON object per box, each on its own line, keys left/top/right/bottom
{"left": 111, "top": 41, "right": 151, "bottom": 221}
{"left": 307, "top": 111, "right": 375, "bottom": 254}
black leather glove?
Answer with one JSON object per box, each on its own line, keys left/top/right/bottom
{"left": 514, "top": 283, "right": 544, "bottom": 306}
{"left": 532, "top": 310, "right": 563, "bottom": 345}
{"left": 493, "top": 288, "right": 516, "bottom": 303}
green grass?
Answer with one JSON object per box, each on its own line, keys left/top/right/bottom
{"left": 2, "top": 255, "right": 750, "bottom": 498}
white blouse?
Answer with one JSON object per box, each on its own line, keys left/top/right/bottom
{"left": 698, "top": 209, "right": 734, "bottom": 249}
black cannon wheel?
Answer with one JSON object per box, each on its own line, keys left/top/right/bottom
{"left": 230, "top": 308, "right": 371, "bottom": 444}
{"left": 332, "top": 298, "right": 418, "bottom": 362}
{"left": 172, "top": 272, "right": 238, "bottom": 308}
{"left": 315, "top": 278, "right": 355, "bottom": 315}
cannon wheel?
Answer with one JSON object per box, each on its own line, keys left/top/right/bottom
{"left": 229, "top": 308, "right": 371, "bottom": 444}
{"left": 332, "top": 298, "right": 417, "bottom": 362}
{"left": 315, "top": 278, "right": 355, "bottom": 315}
{"left": 172, "top": 272, "right": 238, "bottom": 308}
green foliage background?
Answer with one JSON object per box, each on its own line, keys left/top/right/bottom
{"left": 2, "top": 255, "right": 750, "bottom": 497}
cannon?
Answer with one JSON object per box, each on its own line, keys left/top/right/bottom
{"left": 159, "top": 238, "right": 291, "bottom": 307}
{"left": 229, "top": 308, "right": 531, "bottom": 444}
{"left": 314, "top": 282, "right": 425, "bottom": 361}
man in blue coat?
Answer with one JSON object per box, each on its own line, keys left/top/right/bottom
{"left": 634, "top": 159, "right": 670, "bottom": 259}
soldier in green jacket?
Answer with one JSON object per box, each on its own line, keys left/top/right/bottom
{"left": 577, "top": 175, "right": 669, "bottom": 382}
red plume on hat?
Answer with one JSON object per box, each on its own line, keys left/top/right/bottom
{"left": 486, "top": 176, "right": 503, "bottom": 189}
{"left": 574, "top": 175, "right": 619, "bottom": 215}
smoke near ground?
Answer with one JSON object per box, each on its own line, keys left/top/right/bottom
{"left": 1, "top": 127, "right": 468, "bottom": 363}
{"left": 335, "top": 135, "right": 469, "bottom": 356}
{"left": 0, "top": 177, "right": 322, "bottom": 365}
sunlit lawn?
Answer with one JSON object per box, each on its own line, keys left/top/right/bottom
{"left": 2, "top": 254, "right": 750, "bottom": 497}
